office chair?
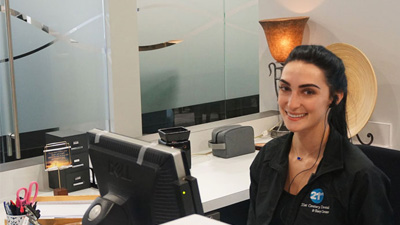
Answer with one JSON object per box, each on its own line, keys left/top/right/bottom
{"left": 357, "top": 144, "right": 400, "bottom": 225}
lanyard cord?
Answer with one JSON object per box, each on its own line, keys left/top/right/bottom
{"left": 287, "top": 108, "right": 329, "bottom": 194}
{"left": 280, "top": 109, "right": 330, "bottom": 224}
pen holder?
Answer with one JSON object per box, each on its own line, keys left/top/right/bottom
{"left": 6, "top": 215, "right": 31, "bottom": 225}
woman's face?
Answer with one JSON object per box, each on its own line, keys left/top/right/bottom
{"left": 278, "top": 60, "right": 332, "bottom": 134}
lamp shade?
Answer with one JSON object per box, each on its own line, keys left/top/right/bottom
{"left": 260, "top": 16, "right": 309, "bottom": 63}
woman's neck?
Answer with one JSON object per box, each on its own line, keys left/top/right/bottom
{"left": 292, "top": 124, "right": 330, "bottom": 158}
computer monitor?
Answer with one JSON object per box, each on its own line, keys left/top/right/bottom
{"left": 82, "top": 129, "right": 203, "bottom": 225}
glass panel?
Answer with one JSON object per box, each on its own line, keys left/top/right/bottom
{"left": 138, "top": 0, "right": 225, "bottom": 114}
{"left": 139, "top": 0, "right": 260, "bottom": 134}
{"left": 225, "top": 0, "right": 259, "bottom": 99}
{"left": 0, "top": 0, "right": 109, "bottom": 163}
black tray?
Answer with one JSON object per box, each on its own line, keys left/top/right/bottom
{"left": 158, "top": 127, "right": 190, "bottom": 142}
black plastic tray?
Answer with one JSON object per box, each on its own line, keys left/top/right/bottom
{"left": 158, "top": 126, "right": 190, "bottom": 142}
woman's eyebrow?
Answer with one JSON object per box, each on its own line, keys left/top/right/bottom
{"left": 280, "top": 79, "right": 321, "bottom": 89}
{"left": 279, "top": 79, "right": 290, "bottom": 85}
{"left": 299, "top": 84, "right": 321, "bottom": 89}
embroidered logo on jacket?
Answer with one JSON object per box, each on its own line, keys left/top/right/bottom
{"left": 310, "top": 188, "right": 324, "bottom": 204}
{"left": 300, "top": 188, "right": 330, "bottom": 215}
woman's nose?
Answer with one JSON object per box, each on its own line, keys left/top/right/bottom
{"left": 287, "top": 93, "right": 301, "bottom": 109}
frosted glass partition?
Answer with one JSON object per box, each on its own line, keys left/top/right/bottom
{"left": 138, "top": 0, "right": 259, "bottom": 114}
{"left": 225, "top": 0, "right": 259, "bottom": 99}
{"left": 0, "top": 0, "right": 109, "bottom": 162}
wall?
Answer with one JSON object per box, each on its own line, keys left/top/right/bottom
{"left": 258, "top": 0, "right": 400, "bottom": 149}
{"left": 0, "top": 161, "right": 50, "bottom": 203}
{"left": 107, "top": 0, "right": 143, "bottom": 137}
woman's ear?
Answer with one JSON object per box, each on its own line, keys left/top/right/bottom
{"left": 330, "top": 91, "right": 344, "bottom": 107}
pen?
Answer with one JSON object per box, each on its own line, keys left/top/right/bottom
{"left": 3, "top": 202, "right": 12, "bottom": 215}
{"left": 9, "top": 202, "right": 18, "bottom": 215}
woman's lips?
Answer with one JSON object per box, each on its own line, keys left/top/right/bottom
{"left": 286, "top": 111, "right": 307, "bottom": 120}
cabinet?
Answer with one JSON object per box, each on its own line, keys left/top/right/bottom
{"left": 46, "top": 130, "right": 91, "bottom": 192}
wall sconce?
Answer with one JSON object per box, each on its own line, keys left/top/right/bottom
{"left": 259, "top": 16, "right": 309, "bottom": 137}
{"left": 260, "top": 16, "right": 309, "bottom": 63}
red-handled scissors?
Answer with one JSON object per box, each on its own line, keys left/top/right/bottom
{"left": 16, "top": 181, "right": 38, "bottom": 208}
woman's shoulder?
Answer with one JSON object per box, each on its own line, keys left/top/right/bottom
{"left": 254, "top": 133, "right": 291, "bottom": 163}
{"left": 342, "top": 141, "right": 388, "bottom": 179}
{"left": 261, "top": 133, "right": 290, "bottom": 151}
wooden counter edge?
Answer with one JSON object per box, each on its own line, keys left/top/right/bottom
{"left": 35, "top": 195, "right": 99, "bottom": 202}
{"left": 5, "top": 218, "right": 82, "bottom": 225}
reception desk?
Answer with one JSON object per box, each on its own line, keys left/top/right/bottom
{"left": 0, "top": 151, "right": 258, "bottom": 224}
{"left": 0, "top": 112, "right": 278, "bottom": 224}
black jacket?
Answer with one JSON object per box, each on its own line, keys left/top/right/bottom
{"left": 247, "top": 129, "right": 394, "bottom": 225}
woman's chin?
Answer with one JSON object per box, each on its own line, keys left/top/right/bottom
{"left": 282, "top": 120, "right": 302, "bottom": 132}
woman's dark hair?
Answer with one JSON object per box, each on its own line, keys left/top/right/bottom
{"left": 284, "top": 45, "right": 348, "bottom": 137}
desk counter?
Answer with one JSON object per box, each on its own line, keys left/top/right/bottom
{"left": 1, "top": 152, "right": 258, "bottom": 224}
{"left": 191, "top": 152, "right": 257, "bottom": 213}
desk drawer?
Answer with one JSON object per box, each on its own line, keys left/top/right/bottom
{"left": 66, "top": 169, "right": 91, "bottom": 192}
{"left": 70, "top": 151, "right": 89, "bottom": 172}
{"left": 48, "top": 167, "right": 91, "bottom": 192}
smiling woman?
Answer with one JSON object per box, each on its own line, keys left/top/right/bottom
{"left": 278, "top": 61, "right": 334, "bottom": 134}
{"left": 247, "top": 45, "right": 394, "bottom": 225}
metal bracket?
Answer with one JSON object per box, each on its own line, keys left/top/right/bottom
{"left": 356, "top": 133, "right": 374, "bottom": 145}
{"left": 268, "top": 62, "right": 284, "bottom": 97}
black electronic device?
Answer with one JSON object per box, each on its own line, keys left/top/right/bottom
{"left": 158, "top": 127, "right": 191, "bottom": 169}
{"left": 82, "top": 129, "right": 203, "bottom": 225}
{"left": 158, "top": 139, "right": 191, "bottom": 169}
{"left": 158, "top": 126, "right": 190, "bottom": 142}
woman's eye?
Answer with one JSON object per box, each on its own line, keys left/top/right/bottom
{"left": 303, "top": 89, "right": 316, "bottom": 95}
{"left": 279, "top": 86, "right": 290, "bottom": 92}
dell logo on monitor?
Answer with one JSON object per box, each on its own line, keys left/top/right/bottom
{"left": 108, "top": 161, "right": 132, "bottom": 181}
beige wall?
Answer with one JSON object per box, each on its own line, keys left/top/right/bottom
{"left": 259, "top": 0, "right": 400, "bottom": 149}
{"left": 108, "top": 0, "right": 143, "bottom": 137}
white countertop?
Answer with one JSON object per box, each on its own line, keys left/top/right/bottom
{"left": 191, "top": 152, "right": 257, "bottom": 213}
{"left": 162, "top": 214, "right": 229, "bottom": 225}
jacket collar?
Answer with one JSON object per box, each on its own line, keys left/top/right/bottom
{"left": 266, "top": 133, "right": 292, "bottom": 172}
{"left": 315, "top": 128, "right": 344, "bottom": 176}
